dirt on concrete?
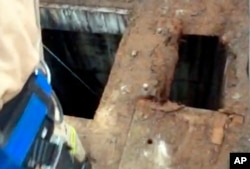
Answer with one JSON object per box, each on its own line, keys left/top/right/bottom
{"left": 65, "top": 0, "right": 248, "bottom": 169}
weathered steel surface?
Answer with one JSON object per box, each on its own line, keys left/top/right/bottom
{"left": 64, "top": 116, "right": 126, "bottom": 169}
{"left": 40, "top": 3, "right": 128, "bottom": 34}
{"left": 118, "top": 101, "right": 239, "bottom": 169}
{"left": 61, "top": 0, "right": 249, "bottom": 169}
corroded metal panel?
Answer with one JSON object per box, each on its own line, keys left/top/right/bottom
{"left": 47, "top": 1, "right": 249, "bottom": 169}
{"left": 40, "top": 4, "right": 128, "bottom": 34}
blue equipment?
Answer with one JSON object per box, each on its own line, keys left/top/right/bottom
{"left": 0, "top": 70, "right": 90, "bottom": 169}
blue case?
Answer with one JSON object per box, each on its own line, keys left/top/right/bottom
{"left": 0, "top": 70, "right": 52, "bottom": 169}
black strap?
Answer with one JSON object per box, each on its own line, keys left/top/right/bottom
{"left": 24, "top": 116, "right": 55, "bottom": 168}
{"left": 27, "top": 138, "right": 58, "bottom": 168}
{"left": 0, "top": 75, "right": 33, "bottom": 145}
{"left": 27, "top": 140, "right": 84, "bottom": 169}
{"left": 55, "top": 143, "right": 82, "bottom": 169}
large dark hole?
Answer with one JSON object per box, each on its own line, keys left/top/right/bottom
{"left": 170, "top": 35, "right": 227, "bottom": 110}
{"left": 42, "top": 29, "right": 122, "bottom": 119}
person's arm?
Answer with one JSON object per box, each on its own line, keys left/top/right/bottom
{"left": 0, "top": 0, "right": 43, "bottom": 109}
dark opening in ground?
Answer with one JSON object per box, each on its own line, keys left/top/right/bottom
{"left": 42, "top": 29, "right": 122, "bottom": 119}
{"left": 170, "top": 35, "right": 227, "bottom": 110}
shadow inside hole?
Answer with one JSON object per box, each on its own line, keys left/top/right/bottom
{"left": 42, "top": 29, "right": 122, "bottom": 119}
{"left": 170, "top": 35, "right": 227, "bottom": 110}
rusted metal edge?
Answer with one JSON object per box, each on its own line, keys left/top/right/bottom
{"left": 40, "top": 3, "right": 129, "bottom": 34}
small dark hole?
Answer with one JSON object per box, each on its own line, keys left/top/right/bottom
{"left": 147, "top": 139, "right": 153, "bottom": 144}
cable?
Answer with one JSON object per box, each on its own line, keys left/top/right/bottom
{"left": 43, "top": 45, "right": 98, "bottom": 96}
